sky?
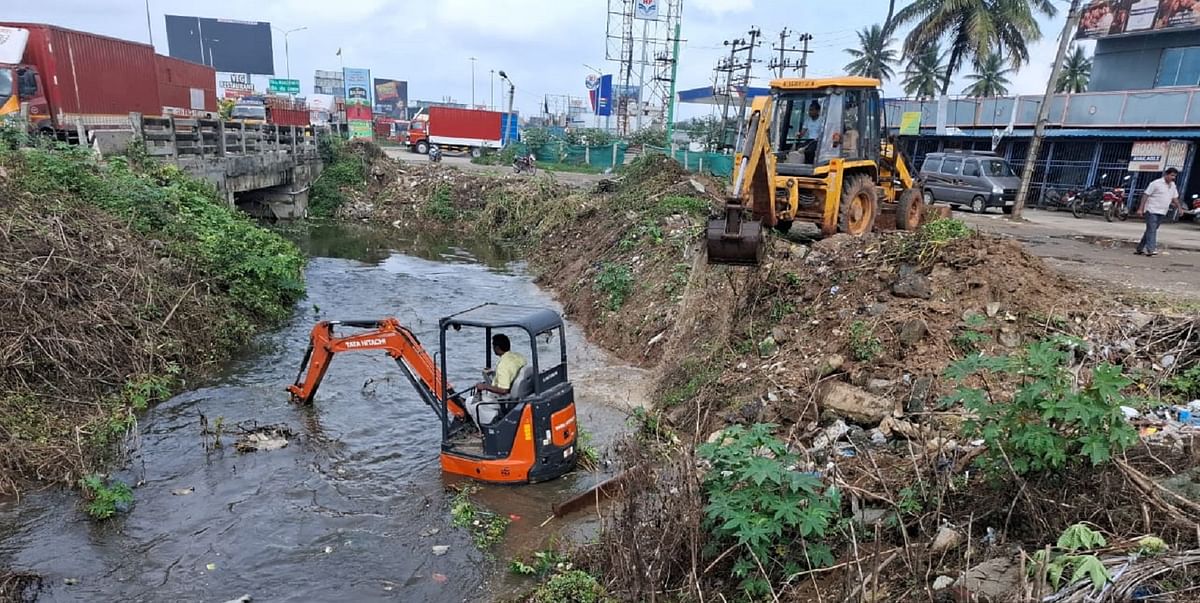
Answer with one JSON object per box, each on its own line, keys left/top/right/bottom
{"left": 8, "top": 0, "right": 1088, "bottom": 122}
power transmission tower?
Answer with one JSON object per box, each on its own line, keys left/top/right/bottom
{"left": 768, "top": 29, "right": 812, "bottom": 78}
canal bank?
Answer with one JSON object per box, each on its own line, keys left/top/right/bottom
{"left": 0, "top": 223, "right": 648, "bottom": 602}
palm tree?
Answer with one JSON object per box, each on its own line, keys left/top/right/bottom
{"left": 902, "top": 43, "right": 948, "bottom": 99}
{"left": 844, "top": 24, "right": 899, "bottom": 82}
{"left": 884, "top": 0, "right": 898, "bottom": 33}
{"left": 963, "top": 54, "right": 1014, "bottom": 97}
{"left": 892, "top": 0, "right": 1056, "bottom": 95}
{"left": 1056, "top": 46, "right": 1092, "bottom": 93}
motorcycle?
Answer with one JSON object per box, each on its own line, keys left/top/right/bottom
{"left": 512, "top": 153, "right": 536, "bottom": 174}
{"left": 1068, "top": 174, "right": 1131, "bottom": 222}
{"left": 1103, "top": 176, "right": 1132, "bottom": 222}
{"left": 428, "top": 145, "right": 443, "bottom": 163}
{"left": 1040, "top": 187, "right": 1073, "bottom": 211}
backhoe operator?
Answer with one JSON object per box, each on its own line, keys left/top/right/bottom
{"left": 799, "top": 100, "right": 823, "bottom": 163}
{"left": 468, "top": 334, "right": 526, "bottom": 424}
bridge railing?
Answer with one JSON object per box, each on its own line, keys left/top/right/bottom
{"left": 132, "top": 113, "right": 317, "bottom": 160}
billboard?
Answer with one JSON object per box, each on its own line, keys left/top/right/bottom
{"left": 635, "top": 0, "right": 660, "bottom": 20}
{"left": 592, "top": 74, "right": 614, "bottom": 116}
{"left": 343, "top": 67, "right": 373, "bottom": 139}
{"left": 1076, "top": 0, "right": 1199, "bottom": 39}
{"left": 373, "top": 78, "right": 408, "bottom": 119}
{"left": 343, "top": 68, "right": 372, "bottom": 106}
{"left": 165, "top": 15, "right": 274, "bottom": 74}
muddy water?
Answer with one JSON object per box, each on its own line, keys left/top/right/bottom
{"left": 0, "top": 223, "right": 647, "bottom": 602}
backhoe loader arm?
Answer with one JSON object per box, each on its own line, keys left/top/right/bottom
{"left": 287, "top": 318, "right": 466, "bottom": 421}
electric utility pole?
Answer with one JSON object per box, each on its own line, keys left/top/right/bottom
{"left": 1011, "top": 0, "right": 1083, "bottom": 220}
{"left": 768, "top": 29, "right": 812, "bottom": 78}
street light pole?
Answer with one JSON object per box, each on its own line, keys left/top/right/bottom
{"left": 490, "top": 69, "right": 495, "bottom": 111}
{"left": 498, "top": 70, "right": 515, "bottom": 144}
{"left": 274, "top": 26, "right": 307, "bottom": 95}
{"left": 469, "top": 57, "right": 477, "bottom": 108}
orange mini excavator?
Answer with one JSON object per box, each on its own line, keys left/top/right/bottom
{"left": 287, "top": 303, "right": 579, "bottom": 484}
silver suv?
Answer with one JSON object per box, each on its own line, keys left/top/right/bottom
{"left": 920, "top": 151, "right": 1021, "bottom": 214}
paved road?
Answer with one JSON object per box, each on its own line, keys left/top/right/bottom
{"left": 958, "top": 207, "right": 1200, "bottom": 301}
{"left": 381, "top": 146, "right": 605, "bottom": 188}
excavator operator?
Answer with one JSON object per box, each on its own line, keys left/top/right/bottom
{"left": 468, "top": 334, "right": 526, "bottom": 424}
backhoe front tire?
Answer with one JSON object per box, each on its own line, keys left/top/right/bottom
{"left": 838, "top": 174, "right": 878, "bottom": 236}
{"left": 897, "top": 188, "right": 922, "bottom": 231}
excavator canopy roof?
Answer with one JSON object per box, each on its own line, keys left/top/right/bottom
{"left": 770, "top": 76, "right": 881, "bottom": 91}
{"left": 440, "top": 303, "right": 564, "bottom": 335}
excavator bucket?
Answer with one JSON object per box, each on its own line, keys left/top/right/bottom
{"left": 706, "top": 201, "right": 764, "bottom": 266}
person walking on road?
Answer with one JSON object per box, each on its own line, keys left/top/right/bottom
{"left": 1136, "top": 167, "right": 1182, "bottom": 257}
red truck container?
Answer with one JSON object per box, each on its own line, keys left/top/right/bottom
{"left": 0, "top": 22, "right": 216, "bottom": 134}
{"left": 407, "top": 106, "right": 511, "bottom": 157}
{"left": 155, "top": 54, "right": 217, "bottom": 114}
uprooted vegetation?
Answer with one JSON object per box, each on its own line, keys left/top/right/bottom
{"left": 0, "top": 141, "right": 305, "bottom": 495}
{"left": 295, "top": 145, "right": 1200, "bottom": 600}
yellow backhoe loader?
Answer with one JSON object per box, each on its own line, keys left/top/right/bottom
{"left": 706, "top": 76, "right": 927, "bottom": 266}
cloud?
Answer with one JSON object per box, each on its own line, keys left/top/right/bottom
{"left": 690, "top": 0, "right": 754, "bottom": 16}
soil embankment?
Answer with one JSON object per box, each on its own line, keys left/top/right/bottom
{"left": 331, "top": 141, "right": 1200, "bottom": 601}
{"left": 0, "top": 145, "right": 305, "bottom": 495}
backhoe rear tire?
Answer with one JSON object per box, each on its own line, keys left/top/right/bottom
{"left": 897, "top": 188, "right": 922, "bottom": 231}
{"left": 838, "top": 174, "right": 878, "bottom": 236}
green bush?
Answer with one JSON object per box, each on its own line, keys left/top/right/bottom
{"left": 79, "top": 474, "right": 133, "bottom": 520}
{"left": 426, "top": 185, "right": 457, "bottom": 222}
{"left": 310, "top": 136, "right": 365, "bottom": 217}
{"left": 697, "top": 424, "right": 841, "bottom": 598}
{"left": 594, "top": 263, "right": 634, "bottom": 311}
{"left": 10, "top": 143, "right": 305, "bottom": 323}
{"left": 532, "top": 570, "right": 609, "bottom": 603}
{"left": 627, "top": 127, "right": 667, "bottom": 148}
{"left": 943, "top": 338, "right": 1139, "bottom": 476}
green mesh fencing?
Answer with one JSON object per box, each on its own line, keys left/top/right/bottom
{"left": 526, "top": 141, "right": 628, "bottom": 169}
{"left": 643, "top": 145, "right": 734, "bottom": 178}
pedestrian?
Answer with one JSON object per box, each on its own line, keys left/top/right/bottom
{"left": 1135, "top": 167, "right": 1182, "bottom": 257}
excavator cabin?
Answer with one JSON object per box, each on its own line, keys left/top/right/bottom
{"left": 707, "top": 77, "right": 924, "bottom": 266}
{"left": 288, "top": 303, "right": 578, "bottom": 484}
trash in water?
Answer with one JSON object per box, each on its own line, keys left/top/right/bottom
{"left": 206, "top": 563, "right": 217, "bottom": 571}
{"left": 323, "top": 546, "right": 333, "bottom": 554}
{"left": 419, "top": 527, "right": 440, "bottom": 538}
{"left": 171, "top": 487, "right": 194, "bottom": 496}
{"left": 221, "top": 596, "right": 252, "bottom": 603}
{"left": 234, "top": 425, "right": 294, "bottom": 453}
{"left": 432, "top": 545, "right": 450, "bottom": 556}
{"left": 432, "top": 573, "right": 448, "bottom": 584}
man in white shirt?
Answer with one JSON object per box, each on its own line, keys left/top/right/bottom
{"left": 798, "top": 100, "right": 823, "bottom": 163}
{"left": 1135, "top": 167, "right": 1181, "bottom": 257}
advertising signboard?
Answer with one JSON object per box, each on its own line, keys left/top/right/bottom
{"left": 343, "top": 67, "right": 373, "bottom": 139}
{"left": 899, "top": 112, "right": 922, "bottom": 135}
{"left": 165, "top": 15, "right": 275, "bottom": 74}
{"left": 635, "top": 0, "right": 659, "bottom": 20}
{"left": 1129, "top": 140, "right": 1169, "bottom": 171}
{"left": 373, "top": 78, "right": 408, "bottom": 119}
{"left": 1076, "top": 0, "right": 1199, "bottom": 39}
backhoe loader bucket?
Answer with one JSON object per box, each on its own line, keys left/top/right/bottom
{"left": 706, "top": 202, "right": 764, "bottom": 266}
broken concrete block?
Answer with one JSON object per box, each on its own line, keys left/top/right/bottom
{"left": 818, "top": 381, "right": 892, "bottom": 425}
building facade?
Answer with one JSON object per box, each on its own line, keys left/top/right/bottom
{"left": 888, "top": 1, "right": 1199, "bottom": 210}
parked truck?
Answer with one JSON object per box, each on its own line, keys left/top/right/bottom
{"left": 0, "top": 23, "right": 216, "bottom": 139}
{"left": 406, "top": 106, "right": 517, "bottom": 157}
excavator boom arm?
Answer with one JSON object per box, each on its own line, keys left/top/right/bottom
{"left": 287, "top": 318, "right": 466, "bottom": 421}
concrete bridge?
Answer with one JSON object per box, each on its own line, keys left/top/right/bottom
{"left": 122, "top": 114, "right": 323, "bottom": 219}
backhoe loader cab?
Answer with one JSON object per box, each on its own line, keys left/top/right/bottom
{"left": 288, "top": 303, "right": 578, "bottom": 484}
{"left": 707, "top": 76, "right": 924, "bottom": 266}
